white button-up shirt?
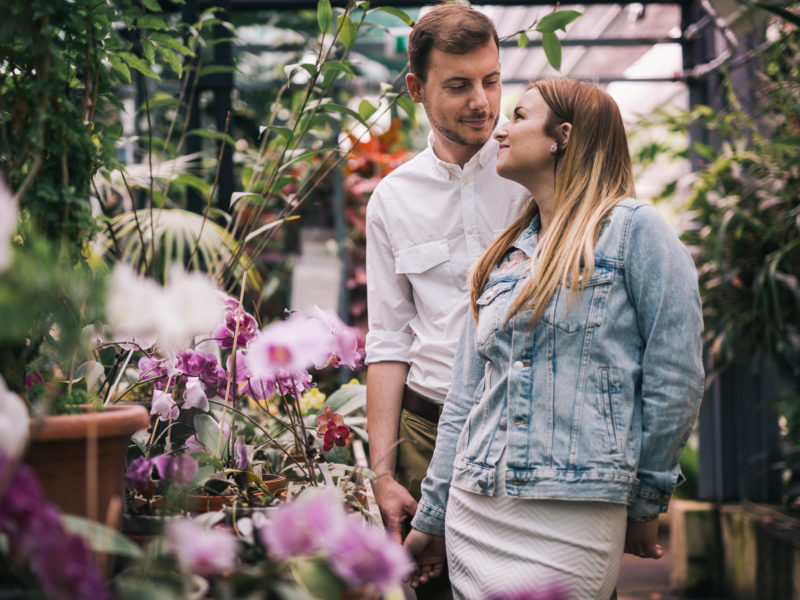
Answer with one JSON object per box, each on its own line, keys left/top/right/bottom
{"left": 365, "top": 131, "right": 528, "bottom": 403}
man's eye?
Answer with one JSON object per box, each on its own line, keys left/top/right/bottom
{"left": 485, "top": 79, "right": 499, "bottom": 86}
{"left": 448, "top": 85, "right": 466, "bottom": 91}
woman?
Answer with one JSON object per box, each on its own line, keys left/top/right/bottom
{"left": 403, "top": 78, "right": 704, "bottom": 599}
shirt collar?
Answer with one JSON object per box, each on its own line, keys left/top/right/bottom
{"left": 512, "top": 214, "right": 540, "bottom": 258}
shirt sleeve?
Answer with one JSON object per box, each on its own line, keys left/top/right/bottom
{"left": 364, "top": 189, "right": 416, "bottom": 364}
{"left": 623, "top": 204, "right": 705, "bottom": 519}
{"left": 411, "top": 312, "right": 483, "bottom": 535}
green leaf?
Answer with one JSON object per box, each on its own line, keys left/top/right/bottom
{"left": 109, "top": 55, "right": 132, "bottom": 84}
{"left": 692, "top": 141, "right": 717, "bottom": 161}
{"left": 316, "top": 101, "right": 370, "bottom": 129}
{"left": 156, "top": 46, "right": 182, "bottom": 77}
{"left": 317, "top": 0, "right": 332, "bottom": 33}
{"left": 536, "top": 9, "right": 582, "bottom": 33}
{"left": 150, "top": 32, "right": 193, "bottom": 56}
{"left": 290, "top": 557, "right": 345, "bottom": 599}
{"left": 518, "top": 31, "right": 529, "bottom": 48}
{"left": 141, "top": 0, "right": 163, "bottom": 12}
{"left": 118, "top": 51, "right": 161, "bottom": 80}
{"left": 260, "top": 125, "right": 294, "bottom": 143}
{"left": 62, "top": 515, "right": 144, "bottom": 559}
{"left": 337, "top": 13, "right": 357, "bottom": 49}
{"left": 321, "top": 60, "right": 355, "bottom": 77}
{"left": 194, "top": 413, "right": 229, "bottom": 462}
{"left": 229, "top": 191, "right": 263, "bottom": 209}
{"left": 396, "top": 94, "right": 417, "bottom": 126}
{"left": 137, "top": 15, "right": 170, "bottom": 30}
{"left": 324, "top": 384, "right": 366, "bottom": 416}
{"left": 541, "top": 31, "right": 562, "bottom": 71}
{"left": 186, "top": 128, "right": 236, "bottom": 147}
{"left": 142, "top": 39, "right": 157, "bottom": 65}
{"left": 372, "top": 5, "right": 414, "bottom": 26}
{"left": 358, "top": 99, "right": 377, "bottom": 122}
{"left": 197, "top": 64, "right": 237, "bottom": 77}
{"left": 244, "top": 219, "right": 286, "bottom": 244}
{"left": 173, "top": 173, "right": 210, "bottom": 196}
{"left": 773, "top": 134, "right": 800, "bottom": 146}
{"left": 268, "top": 175, "right": 296, "bottom": 195}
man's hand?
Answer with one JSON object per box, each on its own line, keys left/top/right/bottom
{"left": 624, "top": 518, "right": 663, "bottom": 559}
{"left": 374, "top": 476, "right": 418, "bottom": 543}
{"left": 403, "top": 529, "right": 446, "bottom": 588}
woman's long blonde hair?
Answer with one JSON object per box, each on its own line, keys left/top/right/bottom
{"left": 470, "top": 78, "right": 635, "bottom": 324}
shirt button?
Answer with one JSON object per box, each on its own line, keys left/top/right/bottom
{"left": 466, "top": 226, "right": 474, "bottom": 234}
{"left": 463, "top": 178, "right": 470, "bottom": 185}
{"left": 513, "top": 360, "right": 524, "bottom": 370}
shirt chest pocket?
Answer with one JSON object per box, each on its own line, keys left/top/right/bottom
{"left": 394, "top": 240, "right": 460, "bottom": 319}
{"left": 540, "top": 265, "right": 616, "bottom": 333}
{"left": 475, "top": 279, "right": 515, "bottom": 348}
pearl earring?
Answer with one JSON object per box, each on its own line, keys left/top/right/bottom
{"left": 550, "top": 143, "right": 558, "bottom": 152}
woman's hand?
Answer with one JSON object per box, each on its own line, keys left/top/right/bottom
{"left": 624, "top": 518, "right": 663, "bottom": 559}
{"left": 403, "top": 528, "right": 446, "bottom": 587}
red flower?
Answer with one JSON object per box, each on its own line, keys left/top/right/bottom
{"left": 316, "top": 406, "right": 351, "bottom": 452}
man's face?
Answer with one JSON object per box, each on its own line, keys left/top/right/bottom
{"left": 407, "top": 41, "right": 501, "bottom": 159}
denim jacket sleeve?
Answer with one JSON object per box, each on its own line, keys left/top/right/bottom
{"left": 411, "top": 311, "right": 484, "bottom": 536}
{"left": 624, "top": 204, "right": 705, "bottom": 519}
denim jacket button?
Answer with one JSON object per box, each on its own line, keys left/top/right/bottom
{"left": 513, "top": 360, "right": 524, "bottom": 370}
{"left": 498, "top": 420, "right": 507, "bottom": 430}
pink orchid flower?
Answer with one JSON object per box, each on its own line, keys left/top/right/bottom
{"left": 316, "top": 406, "right": 351, "bottom": 452}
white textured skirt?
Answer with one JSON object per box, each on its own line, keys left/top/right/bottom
{"left": 445, "top": 486, "right": 627, "bottom": 600}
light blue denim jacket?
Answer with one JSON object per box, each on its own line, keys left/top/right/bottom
{"left": 411, "top": 198, "right": 704, "bottom": 536}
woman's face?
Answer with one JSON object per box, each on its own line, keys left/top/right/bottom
{"left": 494, "top": 87, "right": 558, "bottom": 187}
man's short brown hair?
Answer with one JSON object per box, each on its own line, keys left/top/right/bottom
{"left": 408, "top": 4, "right": 499, "bottom": 82}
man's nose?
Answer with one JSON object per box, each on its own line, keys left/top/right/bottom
{"left": 469, "top": 85, "right": 489, "bottom": 111}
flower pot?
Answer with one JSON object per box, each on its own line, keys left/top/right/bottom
{"left": 23, "top": 404, "right": 150, "bottom": 525}
{"left": 184, "top": 473, "right": 287, "bottom": 513}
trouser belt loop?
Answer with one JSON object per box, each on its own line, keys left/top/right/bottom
{"left": 402, "top": 385, "right": 442, "bottom": 425}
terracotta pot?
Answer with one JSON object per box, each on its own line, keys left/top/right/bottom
{"left": 24, "top": 404, "right": 150, "bottom": 525}
{"left": 184, "top": 473, "right": 287, "bottom": 512}
{"left": 262, "top": 472, "right": 287, "bottom": 495}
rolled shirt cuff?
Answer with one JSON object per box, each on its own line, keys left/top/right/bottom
{"left": 364, "top": 329, "right": 414, "bottom": 364}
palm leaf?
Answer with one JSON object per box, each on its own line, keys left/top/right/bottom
{"left": 96, "top": 208, "right": 261, "bottom": 290}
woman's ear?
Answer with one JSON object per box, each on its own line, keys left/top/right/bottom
{"left": 559, "top": 122, "right": 572, "bottom": 150}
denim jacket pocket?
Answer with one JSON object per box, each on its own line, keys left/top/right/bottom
{"left": 394, "top": 240, "right": 458, "bottom": 318}
{"left": 599, "top": 367, "right": 619, "bottom": 454}
{"left": 541, "top": 264, "right": 615, "bottom": 333}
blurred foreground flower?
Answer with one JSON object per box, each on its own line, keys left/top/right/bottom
{"left": 259, "top": 487, "right": 412, "bottom": 593}
{"left": 166, "top": 518, "right": 238, "bottom": 576}
{"left": 0, "top": 454, "right": 111, "bottom": 600}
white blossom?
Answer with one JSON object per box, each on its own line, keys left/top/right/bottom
{"left": 106, "top": 263, "right": 224, "bottom": 355}
{"left": 0, "top": 375, "right": 29, "bottom": 458}
{"left": 0, "top": 176, "right": 17, "bottom": 271}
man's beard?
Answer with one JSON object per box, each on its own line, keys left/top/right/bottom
{"left": 431, "top": 112, "right": 499, "bottom": 149}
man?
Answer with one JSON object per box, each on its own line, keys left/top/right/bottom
{"left": 364, "top": 4, "right": 527, "bottom": 592}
